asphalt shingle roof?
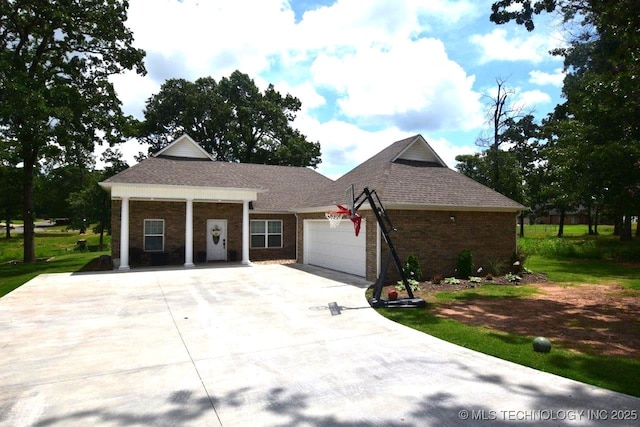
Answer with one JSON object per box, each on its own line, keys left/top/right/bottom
{"left": 102, "top": 134, "right": 525, "bottom": 212}
{"left": 102, "top": 156, "right": 333, "bottom": 211}
{"left": 308, "top": 135, "right": 525, "bottom": 211}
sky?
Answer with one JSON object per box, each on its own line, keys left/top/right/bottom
{"left": 106, "top": 0, "right": 566, "bottom": 179}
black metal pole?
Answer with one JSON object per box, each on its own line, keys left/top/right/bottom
{"left": 360, "top": 188, "right": 414, "bottom": 299}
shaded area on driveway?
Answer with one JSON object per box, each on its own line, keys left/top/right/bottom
{"left": 1, "top": 264, "right": 639, "bottom": 426}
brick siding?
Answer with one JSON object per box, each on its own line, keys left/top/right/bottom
{"left": 297, "top": 209, "right": 517, "bottom": 282}
{"left": 381, "top": 210, "right": 517, "bottom": 281}
{"left": 110, "top": 200, "right": 295, "bottom": 265}
{"left": 112, "top": 201, "right": 516, "bottom": 278}
{"left": 249, "top": 213, "right": 296, "bottom": 261}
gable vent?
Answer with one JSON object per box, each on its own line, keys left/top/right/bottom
{"left": 394, "top": 136, "right": 445, "bottom": 166}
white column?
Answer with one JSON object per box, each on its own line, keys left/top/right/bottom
{"left": 242, "top": 200, "right": 251, "bottom": 264}
{"left": 119, "top": 197, "right": 130, "bottom": 271}
{"left": 184, "top": 199, "right": 195, "bottom": 267}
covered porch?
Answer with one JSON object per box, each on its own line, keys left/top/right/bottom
{"left": 101, "top": 182, "right": 262, "bottom": 271}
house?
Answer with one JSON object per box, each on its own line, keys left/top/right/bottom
{"left": 535, "top": 207, "right": 590, "bottom": 225}
{"left": 100, "top": 134, "right": 525, "bottom": 281}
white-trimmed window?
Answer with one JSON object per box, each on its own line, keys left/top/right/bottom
{"left": 144, "top": 219, "right": 164, "bottom": 252}
{"left": 251, "top": 220, "right": 282, "bottom": 248}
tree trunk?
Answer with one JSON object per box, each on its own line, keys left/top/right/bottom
{"left": 621, "top": 214, "right": 633, "bottom": 241}
{"left": 593, "top": 206, "right": 599, "bottom": 235}
{"left": 613, "top": 211, "right": 622, "bottom": 235}
{"left": 22, "top": 161, "right": 36, "bottom": 263}
{"left": 636, "top": 214, "right": 640, "bottom": 237}
{"left": 587, "top": 201, "right": 594, "bottom": 235}
{"left": 557, "top": 208, "right": 565, "bottom": 237}
{"left": 4, "top": 216, "right": 10, "bottom": 239}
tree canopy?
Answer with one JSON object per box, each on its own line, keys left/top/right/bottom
{"left": 140, "top": 71, "right": 321, "bottom": 168}
{"left": 483, "top": 0, "right": 640, "bottom": 238}
{"left": 0, "top": 0, "right": 146, "bottom": 261}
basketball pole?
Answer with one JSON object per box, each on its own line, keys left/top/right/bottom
{"left": 352, "top": 187, "right": 425, "bottom": 308}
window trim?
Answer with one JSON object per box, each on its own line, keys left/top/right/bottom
{"left": 250, "top": 219, "right": 283, "bottom": 249}
{"left": 143, "top": 219, "right": 165, "bottom": 252}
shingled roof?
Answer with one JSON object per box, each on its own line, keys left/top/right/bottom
{"left": 102, "top": 155, "right": 332, "bottom": 212}
{"left": 305, "top": 135, "right": 526, "bottom": 212}
{"left": 102, "top": 134, "right": 525, "bottom": 213}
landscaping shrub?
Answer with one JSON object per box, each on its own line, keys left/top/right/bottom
{"left": 403, "top": 253, "right": 423, "bottom": 282}
{"left": 485, "top": 257, "right": 507, "bottom": 276}
{"left": 456, "top": 249, "right": 474, "bottom": 279}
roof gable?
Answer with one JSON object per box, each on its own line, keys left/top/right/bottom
{"left": 392, "top": 135, "right": 446, "bottom": 166}
{"left": 154, "top": 134, "right": 214, "bottom": 160}
{"left": 301, "top": 134, "right": 525, "bottom": 212}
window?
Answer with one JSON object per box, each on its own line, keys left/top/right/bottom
{"left": 251, "top": 220, "right": 282, "bottom": 248}
{"left": 144, "top": 219, "right": 164, "bottom": 252}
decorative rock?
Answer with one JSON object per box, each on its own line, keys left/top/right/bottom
{"left": 532, "top": 336, "right": 552, "bottom": 353}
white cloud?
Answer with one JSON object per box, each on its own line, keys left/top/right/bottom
{"left": 470, "top": 28, "right": 558, "bottom": 64}
{"left": 103, "top": 0, "right": 562, "bottom": 178}
{"left": 126, "top": 0, "right": 294, "bottom": 81}
{"left": 293, "top": 0, "right": 478, "bottom": 51}
{"left": 529, "top": 68, "right": 565, "bottom": 87}
{"left": 516, "top": 89, "right": 552, "bottom": 108}
{"left": 271, "top": 80, "right": 326, "bottom": 113}
{"left": 310, "top": 38, "right": 483, "bottom": 132}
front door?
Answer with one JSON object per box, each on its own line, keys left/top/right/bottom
{"left": 206, "top": 219, "right": 227, "bottom": 261}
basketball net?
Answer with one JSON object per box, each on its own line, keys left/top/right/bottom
{"left": 325, "top": 204, "right": 362, "bottom": 236}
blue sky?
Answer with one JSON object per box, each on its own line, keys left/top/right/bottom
{"left": 108, "top": 0, "right": 566, "bottom": 179}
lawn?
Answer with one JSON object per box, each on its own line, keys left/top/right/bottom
{"left": 377, "top": 224, "right": 640, "bottom": 398}
{"left": 0, "top": 227, "right": 110, "bottom": 298}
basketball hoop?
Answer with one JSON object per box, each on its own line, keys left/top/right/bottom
{"left": 325, "top": 211, "right": 345, "bottom": 228}
{"left": 325, "top": 205, "right": 351, "bottom": 228}
{"left": 325, "top": 204, "right": 363, "bottom": 236}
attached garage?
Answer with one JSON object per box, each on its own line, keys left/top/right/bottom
{"left": 303, "top": 219, "right": 366, "bottom": 277}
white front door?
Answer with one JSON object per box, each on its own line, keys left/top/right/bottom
{"left": 206, "top": 219, "right": 227, "bottom": 261}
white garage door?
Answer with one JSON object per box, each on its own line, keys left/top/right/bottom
{"left": 304, "top": 219, "right": 366, "bottom": 277}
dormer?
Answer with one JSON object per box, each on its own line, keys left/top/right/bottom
{"left": 154, "top": 134, "right": 215, "bottom": 160}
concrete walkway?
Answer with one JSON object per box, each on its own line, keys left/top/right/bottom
{"left": 0, "top": 264, "right": 638, "bottom": 426}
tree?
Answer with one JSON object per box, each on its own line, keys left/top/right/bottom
{"left": 67, "top": 149, "right": 129, "bottom": 248}
{"left": 0, "top": 139, "right": 22, "bottom": 238}
{"left": 490, "top": 0, "right": 640, "bottom": 240}
{"left": 476, "top": 78, "right": 529, "bottom": 198}
{"left": 0, "top": 0, "right": 146, "bottom": 262}
{"left": 140, "top": 71, "right": 322, "bottom": 167}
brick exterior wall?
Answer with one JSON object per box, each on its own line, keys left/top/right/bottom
{"left": 297, "top": 209, "right": 517, "bottom": 282}
{"left": 380, "top": 210, "right": 517, "bottom": 281}
{"left": 110, "top": 200, "right": 295, "bottom": 265}
{"left": 249, "top": 213, "right": 296, "bottom": 261}
{"left": 112, "top": 200, "right": 516, "bottom": 278}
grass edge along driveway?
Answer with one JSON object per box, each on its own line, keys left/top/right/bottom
{"left": 377, "top": 258, "right": 640, "bottom": 398}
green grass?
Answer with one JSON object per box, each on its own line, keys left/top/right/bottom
{"left": 377, "top": 225, "right": 640, "bottom": 397}
{"left": 519, "top": 224, "right": 640, "bottom": 262}
{"left": 380, "top": 307, "right": 640, "bottom": 397}
{"left": 433, "top": 284, "right": 539, "bottom": 302}
{"left": 0, "top": 229, "right": 110, "bottom": 298}
{"left": 526, "top": 255, "right": 640, "bottom": 290}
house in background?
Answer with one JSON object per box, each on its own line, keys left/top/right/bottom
{"left": 100, "top": 134, "right": 525, "bottom": 281}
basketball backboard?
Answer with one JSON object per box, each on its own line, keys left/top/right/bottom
{"left": 346, "top": 184, "right": 355, "bottom": 216}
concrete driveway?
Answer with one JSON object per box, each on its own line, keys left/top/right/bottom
{"left": 1, "top": 264, "right": 638, "bottom": 426}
